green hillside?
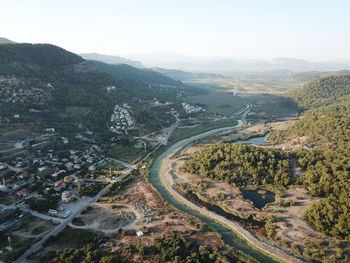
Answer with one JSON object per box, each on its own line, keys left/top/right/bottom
{"left": 287, "top": 74, "right": 350, "bottom": 109}
{"left": 269, "top": 75, "right": 350, "bottom": 241}
{"left": 289, "top": 70, "right": 350, "bottom": 82}
{"left": 0, "top": 43, "right": 191, "bottom": 139}
{"left": 80, "top": 52, "right": 144, "bottom": 68}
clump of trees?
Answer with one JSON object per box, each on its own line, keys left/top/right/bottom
{"left": 183, "top": 144, "right": 293, "bottom": 187}
{"left": 153, "top": 234, "right": 254, "bottom": 262}
{"left": 305, "top": 193, "right": 350, "bottom": 240}
{"left": 48, "top": 244, "right": 123, "bottom": 263}
{"left": 77, "top": 182, "right": 105, "bottom": 197}
{"left": 105, "top": 175, "right": 133, "bottom": 197}
{"left": 27, "top": 195, "right": 60, "bottom": 212}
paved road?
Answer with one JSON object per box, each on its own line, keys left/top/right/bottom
{"left": 13, "top": 173, "right": 127, "bottom": 263}
{"left": 12, "top": 99, "right": 241, "bottom": 262}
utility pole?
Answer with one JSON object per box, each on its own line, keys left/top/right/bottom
{"left": 8, "top": 236, "right": 12, "bottom": 251}
{"left": 233, "top": 77, "right": 239, "bottom": 96}
{"left": 2, "top": 176, "right": 6, "bottom": 190}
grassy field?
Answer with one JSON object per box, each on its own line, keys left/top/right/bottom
{"left": 169, "top": 118, "right": 238, "bottom": 143}
{"left": 187, "top": 87, "right": 246, "bottom": 116}
{"left": 186, "top": 75, "right": 304, "bottom": 94}
{"left": 241, "top": 93, "right": 299, "bottom": 118}
{"left": 107, "top": 145, "right": 146, "bottom": 164}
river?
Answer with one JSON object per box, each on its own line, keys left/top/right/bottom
{"left": 150, "top": 121, "right": 279, "bottom": 263}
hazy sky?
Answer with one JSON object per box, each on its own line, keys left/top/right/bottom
{"left": 1, "top": 0, "right": 349, "bottom": 61}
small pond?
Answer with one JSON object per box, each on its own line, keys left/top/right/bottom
{"left": 241, "top": 189, "right": 276, "bottom": 209}
{"left": 234, "top": 133, "right": 270, "bottom": 145}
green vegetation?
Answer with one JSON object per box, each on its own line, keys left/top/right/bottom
{"left": 186, "top": 74, "right": 302, "bottom": 94}
{"left": 105, "top": 175, "right": 134, "bottom": 196}
{"left": 304, "top": 193, "right": 350, "bottom": 240}
{"left": 270, "top": 100, "right": 350, "bottom": 146}
{"left": 269, "top": 74, "right": 350, "bottom": 241}
{"left": 154, "top": 68, "right": 224, "bottom": 81}
{"left": 287, "top": 74, "right": 350, "bottom": 109}
{"left": 187, "top": 87, "right": 246, "bottom": 116}
{"left": 105, "top": 145, "right": 146, "bottom": 164}
{"left": 42, "top": 227, "right": 122, "bottom": 263}
{"left": 244, "top": 94, "right": 298, "bottom": 119}
{"left": 187, "top": 78, "right": 298, "bottom": 119}
{"left": 0, "top": 43, "right": 83, "bottom": 69}
{"left": 27, "top": 196, "right": 60, "bottom": 212}
{"left": 44, "top": 244, "right": 123, "bottom": 263}
{"left": 153, "top": 234, "right": 256, "bottom": 263}
{"left": 0, "top": 43, "right": 204, "bottom": 140}
{"left": 289, "top": 70, "right": 350, "bottom": 82}
{"left": 45, "top": 227, "right": 106, "bottom": 247}
{"left": 77, "top": 182, "right": 106, "bottom": 197}
{"left": 184, "top": 144, "right": 293, "bottom": 187}
{"left": 169, "top": 118, "right": 238, "bottom": 143}
{"left": 0, "top": 234, "right": 36, "bottom": 263}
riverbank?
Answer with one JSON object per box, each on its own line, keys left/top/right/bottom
{"left": 160, "top": 151, "right": 305, "bottom": 263}
{"left": 149, "top": 120, "right": 308, "bottom": 263}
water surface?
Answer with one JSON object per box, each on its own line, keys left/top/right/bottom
{"left": 150, "top": 123, "right": 278, "bottom": 263}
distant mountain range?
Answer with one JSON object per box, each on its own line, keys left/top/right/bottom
{"left": 3, "top": 36, "right": 350, "bottom": 75}
{"left": 152, "top": 68, "right": 224, "bottom": 81}
{"left": 0, "top": 37, "right": 16, "bottom": 44}
{"left": 126, "top": 52, "right": 350, "bottom": 73}
{"left": 80, "top": 52, "right": 144, "bottom": 68}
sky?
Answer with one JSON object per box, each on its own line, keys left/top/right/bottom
{"left": 1, "top": 0, "right": 350, "bottom": 61}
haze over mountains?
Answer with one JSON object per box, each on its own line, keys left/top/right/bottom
{"left": 3, "top": 37, "right": 350, "bottom": 74}
{"left": 0, "top": 37, "right": 16, "bottom": 44}
{"left": 122, "top": 52, "right": 350, "bottom": 73}
{"left": 80, "top": 52, "right": 144, "bottom": 68}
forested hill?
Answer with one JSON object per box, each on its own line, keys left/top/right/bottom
{"left": 92, "top": 61, "right": 183, "bottom": 88}
{"left": 0, "top": 43, "right": 192, "bottom": 138}
{"left": 269, "top": 74, "right": 350, "bottom": 241}
{"left": 80, "top": 52, "right": 144, "bottom": 68}
{"left": 0, "top": 43, "right": 83, "bottom": 67}
{"left": 287, "top": 74, "right": 350, "bottom": 109}
{"left": 288, "top": 70, "right": 350, "bottom": 82}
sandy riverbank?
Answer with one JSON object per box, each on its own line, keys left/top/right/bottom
{"left": 159, "top": 153, "right": 306, "bottom": 263}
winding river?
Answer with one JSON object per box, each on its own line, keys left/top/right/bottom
{"left": 150, "top": 120, "right": 279, "bottom": 263}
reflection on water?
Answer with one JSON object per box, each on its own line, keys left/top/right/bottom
{"left": 241, "top": 189, "right": 276, "bottom": 209}
{"left": 234, "top": 133, "right": 270, "bottom": 145}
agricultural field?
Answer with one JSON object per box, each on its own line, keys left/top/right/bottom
{"left": 186, "top": 74, "right": 304, "bottom": 94}
{"left": 104, "top": 145, "right": 147, "bottom": 164}
{"left": 186, "top": 86, "right": 247, "bottom": 116}
{"left": 168, "top": 118, "right": 238, "bottom": 143}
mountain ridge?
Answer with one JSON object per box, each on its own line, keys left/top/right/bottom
{"left": 127, "top": 52, "right": 350, "bottom": 73}
{"left": 0, "top": 43, "right": 192, "bottom": 139}
{"left": 80, "top": 52, "right": 144, "bottom": 68}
